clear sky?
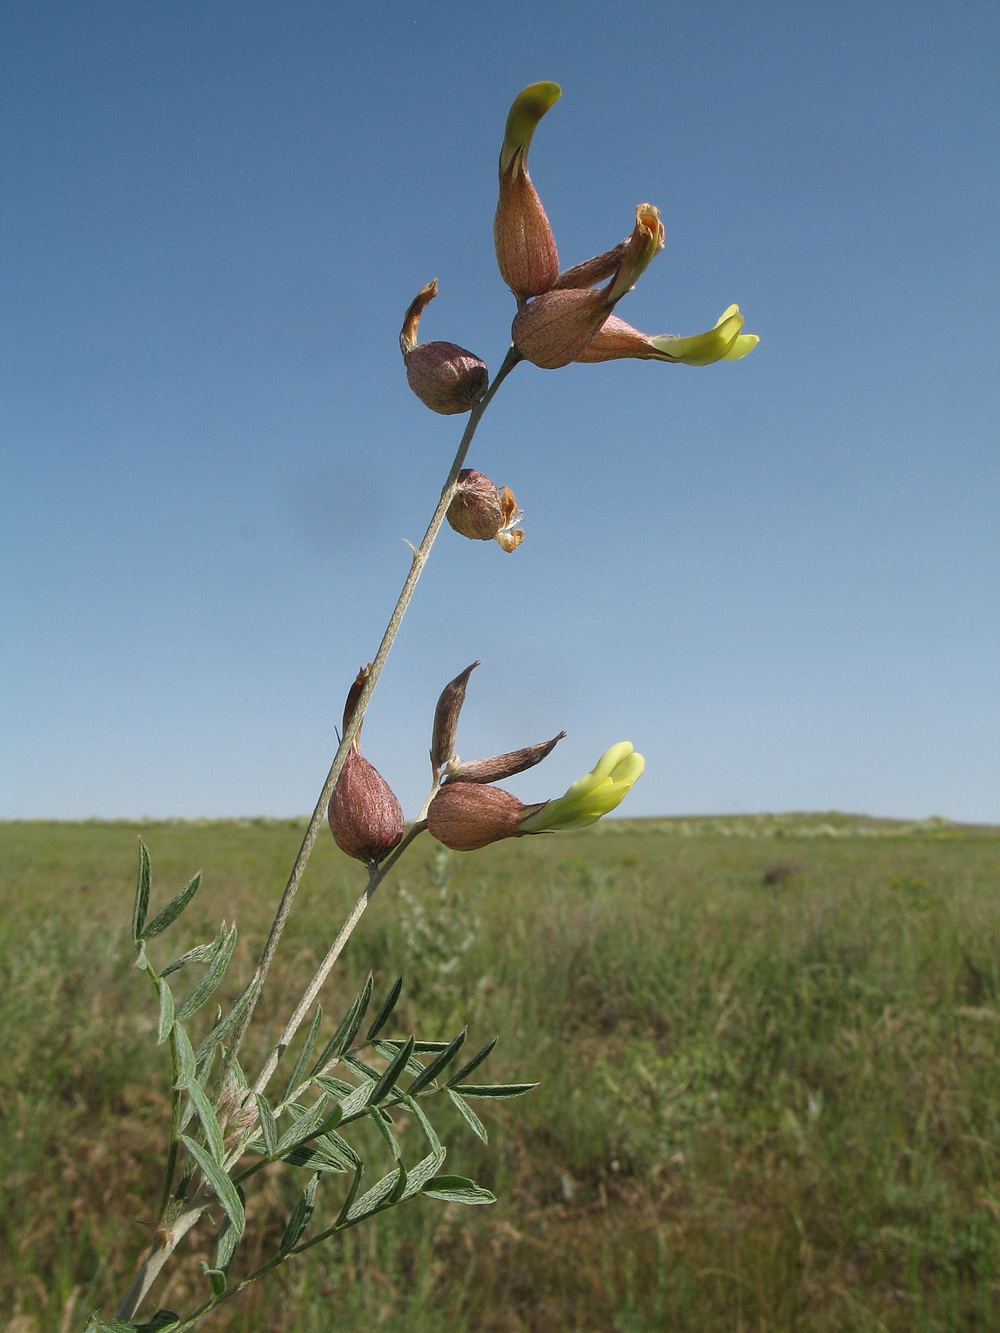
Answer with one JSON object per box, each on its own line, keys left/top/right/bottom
{"left": 3, "top": 1, "right": 998, "bottom": 823}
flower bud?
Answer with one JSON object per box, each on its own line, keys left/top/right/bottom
{"left": 427, "top": 782, "right": 532, "bottom": 851}
{"left": 447, "top": 470, "right": 524, "bottom": 550}
{"left": 328, "top": 746, "right": 405, "bottom": 867}
{"left": 400, "top": 280, "right": 489, "bottom": 415}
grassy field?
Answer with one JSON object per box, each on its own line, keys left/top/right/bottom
{"left": 1, "top": 813, "right": 999, "bottom": 1331}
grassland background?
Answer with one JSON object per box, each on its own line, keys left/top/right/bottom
{"left": 1, "top": 814, "right": 999, "bottom": 1332}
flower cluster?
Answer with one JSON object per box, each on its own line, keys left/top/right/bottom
{"left": 495, "top": 82, "right": 758, "bottom": 369}
{"left": 328, "top": 662, "right": 643, "bottom": 864}
{"left": 336, "top": 81, "right": 761, "bottom": 868}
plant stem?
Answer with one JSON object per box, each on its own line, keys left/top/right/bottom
{"left": 114, "top": 349, "right": 522, "bottom": 1328}
{"left": 247, "top": 816, "right": 429, "bottom": 1107}
{"left": 221, "top": 346, "right": 522, "bottom": 1084}
{"left": 246, "top": 757, "right": 450, "bottom": 1115}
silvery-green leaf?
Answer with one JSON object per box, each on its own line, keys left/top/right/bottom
{"left": 186, "top": 1080, "right": 224, "bottom": 1163}
{"left": 368, "top": 1104, "right": 401, "bottom": 1159}
{"left": 161, "top": 941, "right": 220, "bottom": 978}
{"left": 132, "top": 842, "right": 151, "bottom": 943}
{"left": 447, "top": 1088, "right": 487, "bottom": 1144}
{"left": 407, "top": 1030, "right": 466, "bottom": 1095}
{"left": 422, "top": 1175, "right": 495, "bottom": 1205}
{"left": 311, "top": 975, "right": 373, "bottom": 1074}
{"left": 373, "top": 1040, "right": 425, "bottom": 1076}
{"left": 157, "top": 979, "right": 175, "bottom": 1044}
{"left": 194, "top": 979, "right": 254, "bottom": 1062}
{"left": 181, "top": 1136, "right": 245, "bottom": 1238}
{"left": 367, "top": 1036, "right": 414, "bottom": 1106}
{"left": 314, "top": 1075, "right": 353, "bottom": 1099}
{"left": 214, "top": 1204, "right": 242, "bottom": 1273}
{"left": 176, "top": 924, "right": 237, "bottom": 1022}
{"left": 142, "top": 873, "right": 202, "bottom": 942}
{"left": 173, "top": 1023, "right": 196, "bottom": 1091}
{"left": 281, "top": 1144, "right": 350, "bottom": 1173}
{"left": 256, "top": 1095, "right": 278, "bottom": 1156}
{"left": 342, "top": 1054, "right": 380, "bottom": 1081}
{"left": 283, "top": 1004, "right": 324, "bottom": 1102}
{"left": 398, "top": 1149, "right": 447, "bottom": 1201}
{"left": 402, "top": 1096, "right": 443, "bottom": 1157}
{"left": 338, "top": 1077, "right": 375, "bottom": 1121}
{"left": 345, "top": 1162, "right": 405, "bottom": 1223}
{"left": 366, "top": 975, "right": 403, "bottom": 1040}
{"left": 323, "top": 1128, "right": 362, "bottom": 1168}
{"left": 276, "top": 1097, "right": 340, "bottom": 1155}
{"left": 449, "top": 1083, "right": 536, "bottom": 1098}
{"left": 137, "top": 1313, "right": 181, "bottom": 1333}
{"left": 335, "top": 1160, "right": 364, "bottom": 1226}
{"left": 280, "top": 1173, "right": 319, "bottom": 1253}
{"left": 447, "top": 1035, "right": 498, "bottom": 1087}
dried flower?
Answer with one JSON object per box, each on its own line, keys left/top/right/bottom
{"left": 493, "top": 83, "right": 757, "bottom": 371}
{"left": 494, "top": 82, "right": 562, "bottom": 304}
{"left": 510, "top": 205, "right": 664, "bottom": 369}
{"left": 430, "top": 662, "right": 565, "bottom": 784}
{"left": 427, "top": 741, "right": 643, "bottom": 852}
{"left": 431, "top": 661, "right": 479, "bottom": 778}
{"left": 447, "top": 733, "right": 565, "bottom": 785}
{"left": 447, "top": 470, "right": 524, "bottom": 550}
{"left": 400, "top": 280, "right": 488, "bottom": 414}
{"left": 327, "top": 667, "right": 405, "bottom": 867}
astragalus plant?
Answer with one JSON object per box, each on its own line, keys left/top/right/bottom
{"left": 90, "top": 80, "right": 756, "bottom": 1332}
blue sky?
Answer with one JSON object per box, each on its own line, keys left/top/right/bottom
{"left": 3, "top": 1, "right": 998, "bottom": 823}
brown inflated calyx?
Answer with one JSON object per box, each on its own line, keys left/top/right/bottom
{"left": 400, "top": 280, "right": 488, "bottom": 415}
{"left": 327, "top": 664, "right": 404, "bottom": 867}
{"left": 328, "top": 747, "right": 404, "bottom": 867}
{"left": 426, "top": 782, "right": 530, "bottom": 852}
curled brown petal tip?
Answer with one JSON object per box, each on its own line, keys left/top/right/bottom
{"left": 343, "top": 665, "right": 372, "bottom": 738}
{"left": 430, "top": 662, "right": 480, "bottom": 776}
{"left": 447, "top": 731, "right": 566, "bottom": 785}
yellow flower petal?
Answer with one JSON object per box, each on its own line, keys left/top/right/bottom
{"left": 519, "top": 743, "right": 645, "bottom": 832}
{"left": 499, "top": 82, "right": 561, "bottom": 175}
{"left": 648, "top": 307, "right": 757, "bottom": 367}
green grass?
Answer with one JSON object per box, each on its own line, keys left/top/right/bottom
{"left": 2, "top": 814, "right": 999, "bottom": 1331}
